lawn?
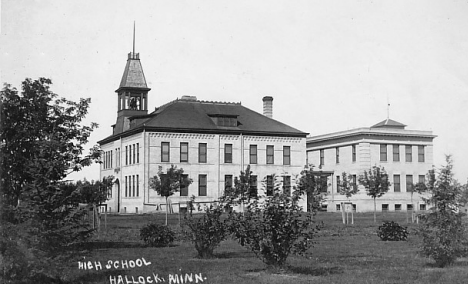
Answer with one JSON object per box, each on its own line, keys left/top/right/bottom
{"left": 66, "top": 212, "right": 468, "bottom": 284}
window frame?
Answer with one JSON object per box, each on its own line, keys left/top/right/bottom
{"left": 198, "top": 174, "right": 207, "bottom": 196}
{"left": 406, "top": 175, "right": 413, "bottom": 192}
{"left": 418, "top": 145, "right": 425, "bottom": 162}
{"left": 198, "top": 143, "right": 207, "bottom": 163}
{"left": 180, "top": 142, "right": 189, "bottom": 163}
{"left": 394, "top": 175, "right": 401, "bottom": 192}
{"left": 224, "top": 144, "right": 232, "bottom": 163}
{"left": 283, "top": 146, "right": 291, "bottom": 165}
{"left": 405, "top": 145, "right": 412, "bottom": 162}
{"left": 250, "top": 145, "right": 257, "bottom": 164}
{"left": 393, "top": 144, "right": 400, "bottom": 162}
{"left": 380, "top": 144, "right": 387, "bottom": 162}
{"left": 161, "top": 142, "right": 170, "bottom": 162}
{"left": 266, "top": 145, "right": 274, "bottom": 164}
{"left": 336, "top": 147, "right": 340, "bottom": 164}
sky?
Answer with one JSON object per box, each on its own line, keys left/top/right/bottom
{"left": 1, "top": 0, "right": 468, "bottom": 183}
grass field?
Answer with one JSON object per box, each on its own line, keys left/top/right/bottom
{"left": 66, "top": 212, "right": 468, "bottom": 284}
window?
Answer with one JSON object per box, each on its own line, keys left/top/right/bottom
{"left": 352, "top": 204, "right": 357, "bottom": 211}
{"left": 136, "top": 175, "right": 139, "bottom": 197}
{"left": 108, "top": 184, "right": 112, "bottom": 198}
{"left": 250, "top": 145, "right": 257, "bottom": 164}
{"left": 418, "top": 146, "right": 425, "bottom": 162}
{"left": 266, "top": 145, "right": 274, "bottom": 164}
{"left": 382, "top": 204, "right": 389, "bottom": 211}
{"left": 199, "top": 143, "right": 207, "bottom": 163}
{"left": 249, "top": 175, "right": 257, "bottom": 198}
{"left": 283, "top": 176, "right": 291, "bottom": 195}
{"left": 420, "top": 204, "right": 426, "bottom": 211}
{"left": 161, "top": 142, "right": 170, "bottom": 162}
{"left": 180, "top": 142, "right": 189, "bottom": 162}
{"left": 198, "top": 175, "right": 207, "bottom": 196}
{"left": 336, "top": 176, "right": 341, "bottom": 191}
{"left": 419, "top": 175, "right": 425, "bottom": 184}
{"left": 407, "top": 204, "right": 413, "bottom": 211}
{"left": 266, "top": 175, "right": 274, "bottom": 196}
{"left": 352, "top": 145, "right": 356, "bottom": 162}
{"left": 380, "top": 144, "right": 387, "bottom": 161}
{"left": 224, "top": 144, "right": 232, "bottom": 163}
{"left": 336, "top": 204, "right": 341, "bottom": 211}
{"left": 211, "top": 115, "right": 237, "bottom": 127}
{"left": 125, "top": 146, "right": 128, "bottom": 165}
{"left": 336, "top": 147, "right": 340, "bottom": 163}
{"left": 320, "top": 149, "right": 324, "bottom": 166}
{"left": 133, "top": 144, "right": 136, "bottom": 164}
{"left": 405, "top": 145, "right": 412, "bottom": 162}
{"left": 395, "top": 204, "right": 402, "bottom": 211}
{"left": 352, "top": 175, "right": 357, "bottom": 190}
{"left": 111, "top": 150, "right": 113, "bottom": 168}
{"left": 180, "top": 174, "right": 189, "bottom": 196}
{"left": 394, "top": 175, "right": 401, "bottom": 192}
{"left": 393, "top": 145, "right": 400, "bottom": 162}
{"left": 132, "top": 175, "right": 135, "bottom": 196}
{"left": 137, "top": 143, "right": 139, "bottom": 163}
{"left": 225, "top": 175, "right": 233, "bottom": 190}
{"left": 406, "top": 175, "right": 413, "bottom": 192}
{"left": 283, "top": 146, "right": 291, "bottom": 165}
{"left": 125, "top": 176, "right": 128, "bottom": 197}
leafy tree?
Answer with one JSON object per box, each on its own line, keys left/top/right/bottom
{"left": 1, "top": 78, "right": 101, "bottom": 282}
{"left": 184, "top": 204, "right": 228, "bottom": 258}
{"left": 418, "top": 156, "right": 468, "bottom": 267}
{"left": 220, "top": 165, "right": 255, "bottom": 211}
{"left": 229, "top": 175, "right": 321, "bottom": 270}
{"left": 149, "top": 165, "right": 192, "bottom": 225}
{"left": 338, "top": 172, "right": 358, "bottom": 200}
{"left": 338, "top": 172, "right": 358, "bottom": 224}
{"left": 295, "top": 164, "right": 327, "bottom": 213}
{"left": 358, "top": 166, "right": 391, "bottom": 223}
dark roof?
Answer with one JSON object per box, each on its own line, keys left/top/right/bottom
{"left": 371, "top": 118, "right": 406, "bottom": 129}
{"left": 116, "top": 53, "right": 149, "bottom": 91}
{"left": 99, "top": 98, "right": 308, "bottom": 144}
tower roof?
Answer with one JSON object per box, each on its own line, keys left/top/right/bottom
{"left": 371, "top": 118, "right": 406, "bottom": 129}
{"left": 116, "top": 53, "right": 150, "bottom": 92}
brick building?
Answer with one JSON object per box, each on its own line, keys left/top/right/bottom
{"left": 98, "top": 51, "right": 308, "bottom": 214}
{"left": 306, "top": 119, "right": 436, "bottom": 213}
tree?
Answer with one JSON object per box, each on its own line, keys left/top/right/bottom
{"left": 418, "top": 156, "right": 468, "bottom": 267}
{"left": 220, "top": 165, "right": 255, "bottom": 212}
{"left": 295, "top": 164, "right": 326, "bottom": 213}
{"left": 338, "top": 172, "right": 358, "bottom": 224}
{"left": 229, "top": 175, "right": 321, "bottom": 271}
{"left": 358, "top": 166, "right": 391, "bottom": 223}
{"left": 149, "top": 165, "right": 192, "bottom": 225}
{"left": 1, "top": 78, "right": 101, "bottom": 282}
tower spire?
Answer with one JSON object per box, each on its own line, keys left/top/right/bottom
{"left": 133, "top": 21, "right": 136, "bottom": 56}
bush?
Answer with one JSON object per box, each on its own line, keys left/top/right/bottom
{"left": 184, "top": 205, "right": 227, "bottom": 258}
{"left": 140, "top": 223, "right": 175, "bottom": 247}
{"left": 417, "top": 157, "right": 468, "bottom": 267}
{"left": 229, "top": 191, "right": 321, "bottom": 270}
{"left": 377, "top": 221, "right": 409, "bottom": 241}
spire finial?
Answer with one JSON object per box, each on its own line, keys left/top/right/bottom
{"left": 387, "top": 95, "right": 390, "bottom": 121}
{"left": 133, "top": 21, "right": 136, "bottom": 56}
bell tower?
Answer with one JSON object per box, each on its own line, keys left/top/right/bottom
{"left": 113, "top": 23, "right": 151, "bottom": 134}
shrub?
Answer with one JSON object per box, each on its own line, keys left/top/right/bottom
{"left": 140, "top": 223, "right": 175, "bottom": 247}
{"left": 418, "top": 156, "right": 468, "bottom": 267}
{"left": 184, "top": 205, "right": 227, "bottom": 258}
{"left": 229, "top": 190, "right": 321, "bottom": 270}
{"left": 377, "top": 221, "right": 409, "bottom": 241}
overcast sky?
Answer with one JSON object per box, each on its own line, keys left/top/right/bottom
{"left": 2, "top": 0, "right": 467, "bottom": 183}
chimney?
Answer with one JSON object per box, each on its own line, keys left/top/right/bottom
{"left": 262, "top": 96, "right": 273, "bottom": 118}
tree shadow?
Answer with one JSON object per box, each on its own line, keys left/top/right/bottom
{"left": 215, "top": 250, "right": 255, "bottom": 259}
{"left": 288, "top": 265, "right": 344, "bottom": 276}
{"left": 79, "top": 241, "right": 146, "bottom": 250}
{"left": 246, "top": 265, "right": 343, "bottom": 276}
